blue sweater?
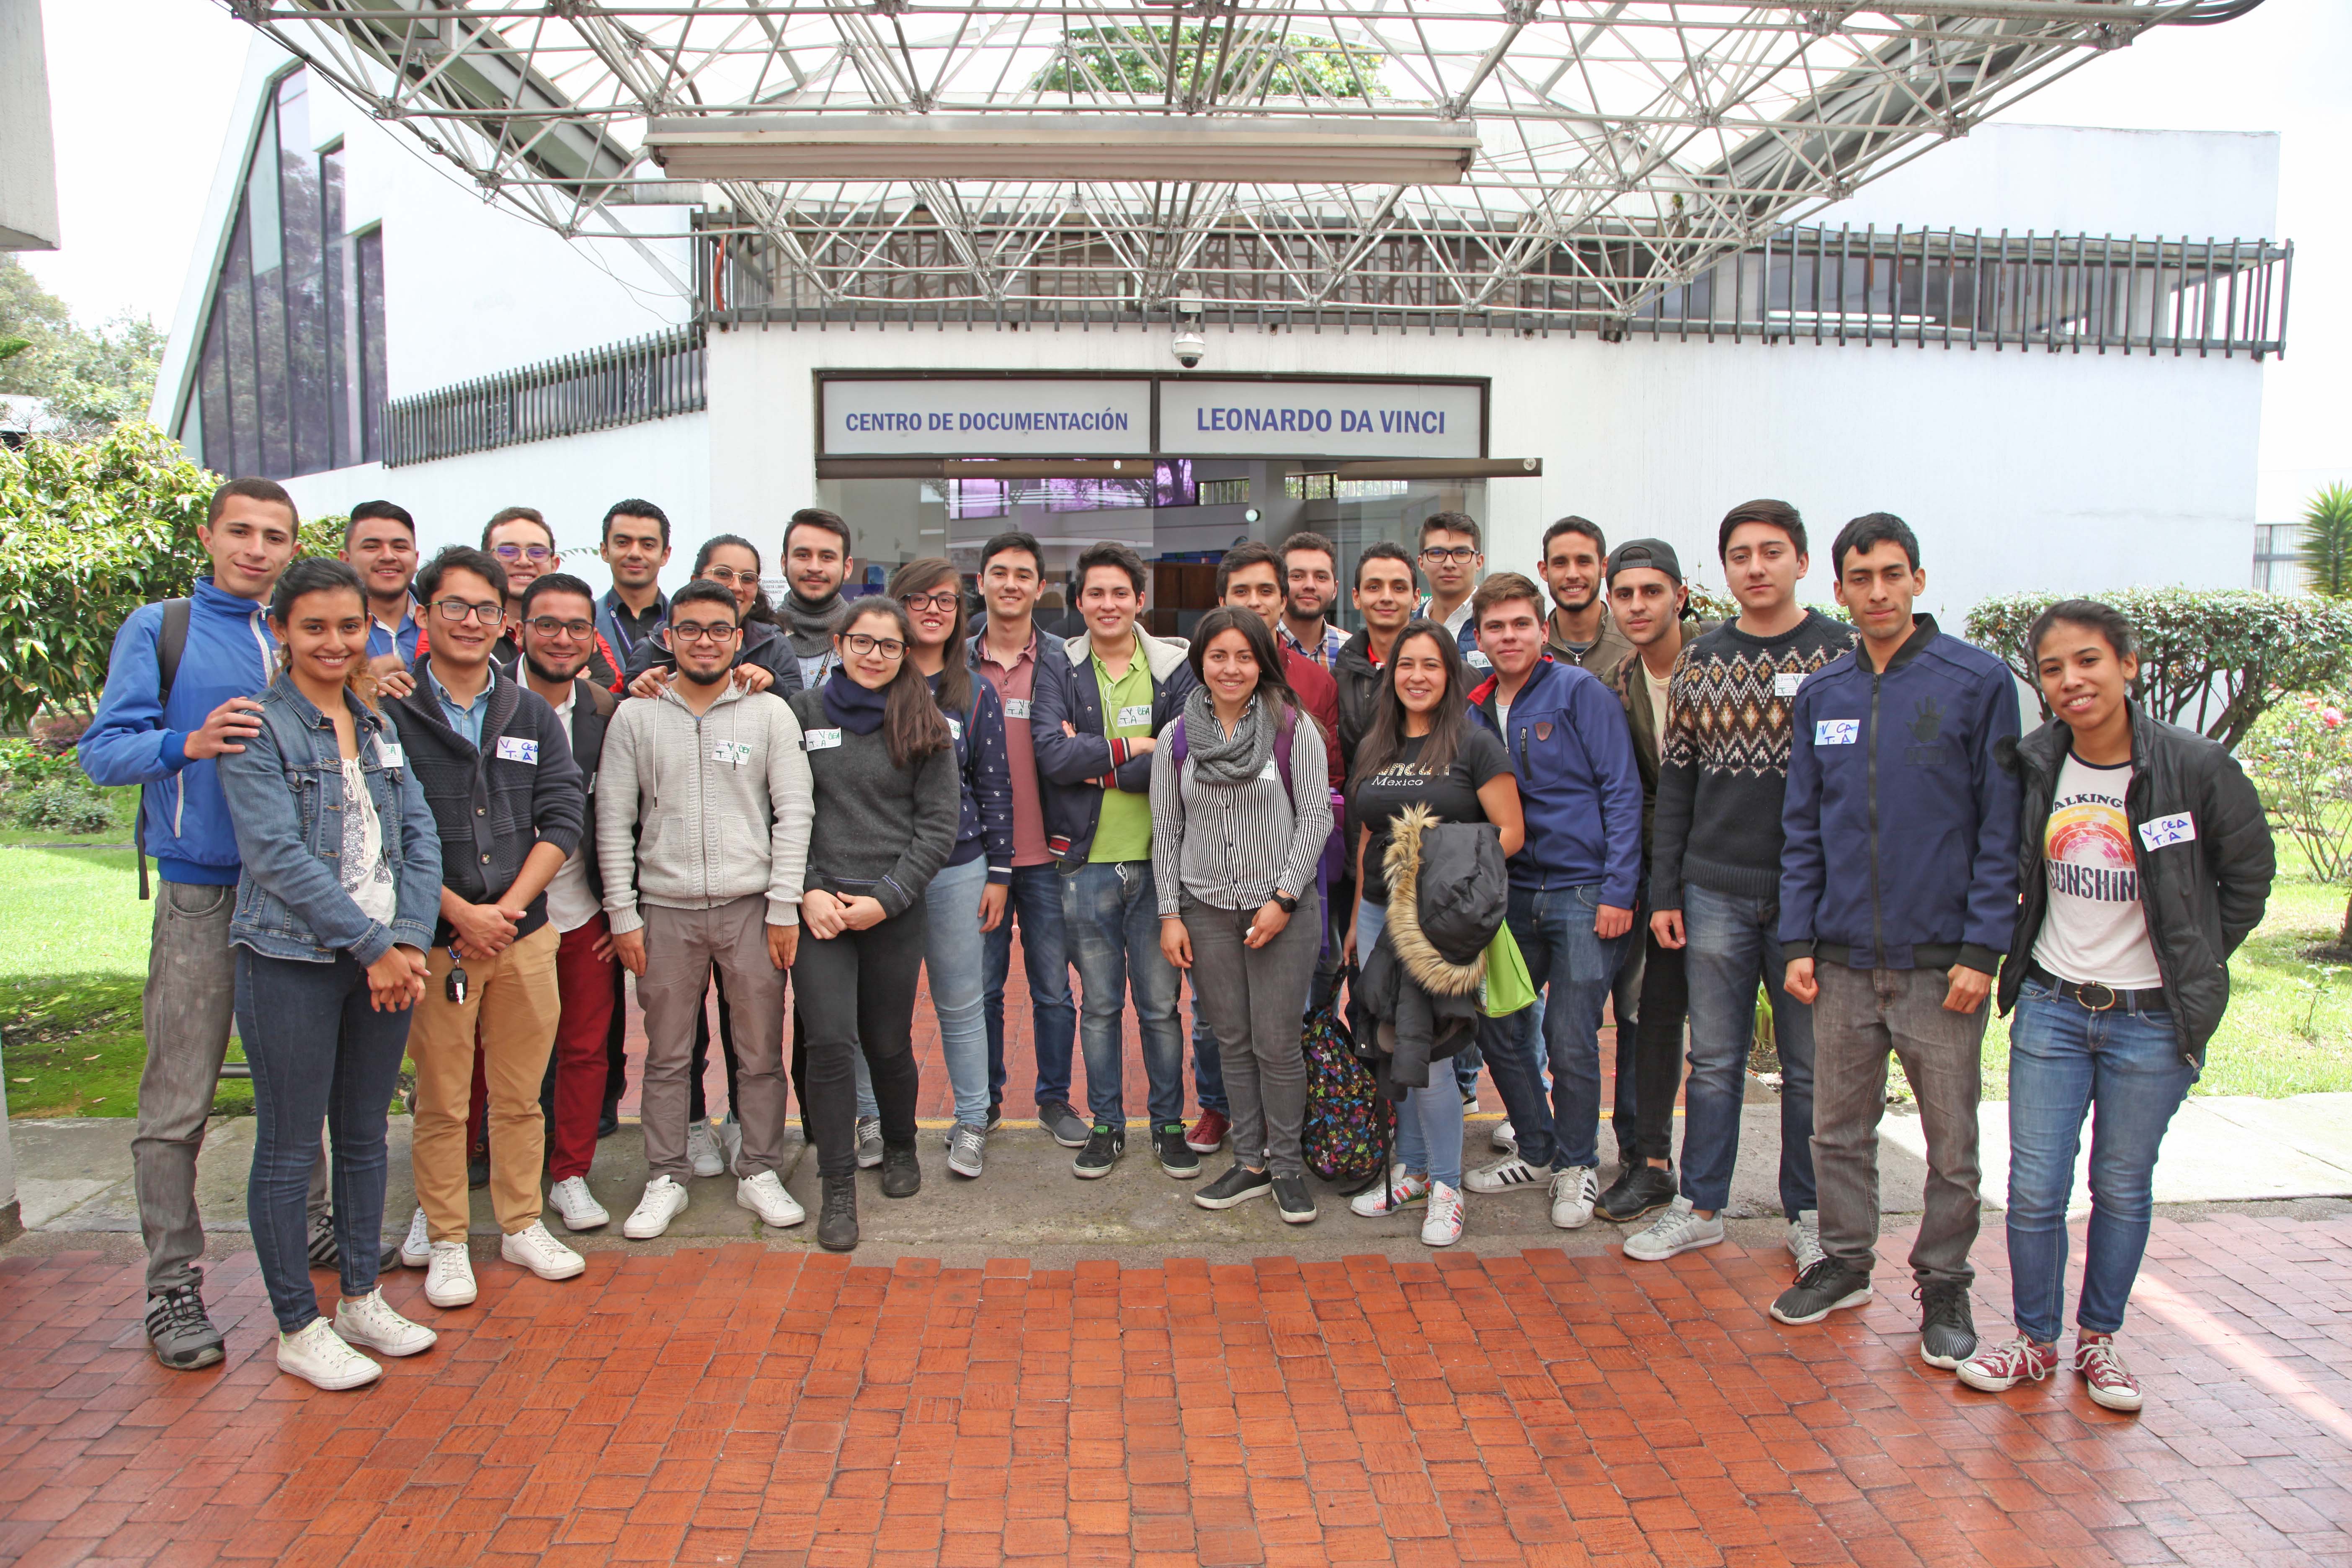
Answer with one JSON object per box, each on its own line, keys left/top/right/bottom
{"left": 1779, "top": 616, "right": 2022, "bottom": 972}
{"left": 1468, "top": 658, "right": 1645, "bottom": 906}
{"left": 79, "top": 578, "right": 279, "bottom": 886}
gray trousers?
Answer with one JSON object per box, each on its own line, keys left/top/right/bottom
{"left": 1812, "top": 962, "right": 1987, "bottom": 1288}
{"left": 135, "top": 880, "right": 327, "bottom": 1295}
{"left": 635, "top": 897, "right": 790, "bottom": 1183}
{"left": 1184, "top": 891, "right": 1320, "bottom": 1179}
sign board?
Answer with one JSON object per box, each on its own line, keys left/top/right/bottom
{"left": 822, "top": 377, "right": 1151, "bottom": 456}
{"left": 1158, "top": 379, "right": 1483, "bottom": 459}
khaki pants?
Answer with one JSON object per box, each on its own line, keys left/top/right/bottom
{"left": 412, "top": 923, "right": 561, "bottom": 1241}
{"left": 638, "top": 897, "right": 790, "bottom": 1183}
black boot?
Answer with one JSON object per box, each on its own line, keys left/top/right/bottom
{"left": 880, "top": 1143, "right": 922, "bottom": 1199}
{"left": 818, "top": 1178, "right": 859, "bottom": 1252}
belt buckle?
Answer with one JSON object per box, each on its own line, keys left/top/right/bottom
{"left": 2075, "top": 981, "right": 2117, "bottom": 1012}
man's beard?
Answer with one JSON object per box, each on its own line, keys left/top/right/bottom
{"left": 678, "top": 661, "right": 731, "bottom": 688}
{"left": 524, "top": 652, "right": 586, "bottom": 686}
{"left": 1551, "top": 584, "right": 1598, "bottom": 615}
{"left": 1285, "top": 594, "right": 1326, "bottom": 624}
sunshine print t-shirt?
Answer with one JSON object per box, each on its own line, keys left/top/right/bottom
{"left": 2030, "top": 753, "right": 2163, "bottom": 989}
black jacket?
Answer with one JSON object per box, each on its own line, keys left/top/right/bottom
{"left": 1355, "top": 805, "right": 1503, "bottom": 1092}
{"left": 388, "top": 658, "right": 585, "bottom": 947}
{"left": 1999, "top": 703, "right": 2274, "bottom": 1065}
{"left": 1333, "top": 629, "right": 1382, "bottom": 782}
{"left": 565, "top": 677, "right": 617, "bottom": 906}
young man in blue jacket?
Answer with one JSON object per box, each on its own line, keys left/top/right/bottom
{"left": 1463, "top": 573, "right": 1645, "bottom": 1230}
{"left": 1029, "top": 541, "right": 1201, "bottom": 1181}
{"left": 1770, "top": 513, "right": 2020, "bottom": 1372}
{"left": 79, "top": 477, "right": 302, "bottom": 1370}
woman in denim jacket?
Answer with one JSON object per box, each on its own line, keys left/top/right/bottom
{"left": 218, "top": 559, "right": 444, "bottom": 1390}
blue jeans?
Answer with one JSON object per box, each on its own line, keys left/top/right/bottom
{"left": 1061, "top": 860, "right": 1184, "bottom": 1126}
{"left": 1478, "top": 885, "right": 1631, "bottom": 1171}
{"left": 236, "top": 948, "right": 410, "bottom": 1333}
{"left": 1190, "top": 974, "right": 1226, "bottom": 1115}
{"left": 1679, "top": 882, "right": 1817, "bottom": 1217}
{"left": 2005, "top": 983, "right": 2196, "bottom": 1344}
{"left": 1359, "top": 898, "right": 1464, "bottom": 1188}
{"left": 855, "top": 856, "right": 990, "bottom": 1126}
{"left": 985, "top": 863, "right": 1077, "bottom": 1108}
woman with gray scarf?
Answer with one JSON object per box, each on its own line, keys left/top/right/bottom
{"left": 1150, "top": 608, "right": 1333, "bottom": 1222}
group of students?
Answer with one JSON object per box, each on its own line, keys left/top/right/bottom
{"left": 82, "top": 481, "right": 2271, "bottom": 1419}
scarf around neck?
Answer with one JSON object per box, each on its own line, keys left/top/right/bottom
{"left": 783, "top": 590, "right": 843, "bottom": 651}
{"left": 821, "top": 667, "right": 890, "bottom": 734}
{"left": 1182, "top": 686, "right": 1279, "bottom": 785}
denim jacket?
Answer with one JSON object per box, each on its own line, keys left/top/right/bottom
{"left": 219, "top": 674, "right": 443, "bottom": 965}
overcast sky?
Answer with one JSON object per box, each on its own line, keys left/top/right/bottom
{"left": 19, "top": 0, "right": 2346, "bottom": 520}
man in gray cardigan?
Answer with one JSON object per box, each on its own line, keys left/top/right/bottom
{"left": 597, "top": 580, "right": 815, "bottom": 1240}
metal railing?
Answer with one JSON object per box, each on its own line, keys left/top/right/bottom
{"left": 383, "top": 325, "right": 705, "bottom": 468}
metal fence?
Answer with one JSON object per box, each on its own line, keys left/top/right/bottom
{"left": 383, "top": 325, "right": 705, "bottom": 468}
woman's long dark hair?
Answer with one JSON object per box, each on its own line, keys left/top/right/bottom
{"left": 887, "top": 557, "right": 972, "bottom": 717}
{"left": 269, "top": 557, "right": 381, "bottom": 714}
{"left": 1186, "top": 606, "right": 1297, "bottom": 713}
{"left": 839, "top": 599, "right": 953, "bottom": 770}
{"left": 1349, "top": 618, "right": 1471, "bottom": 789}
{"left": 694, "top": 533, "right": 777, "bottom": 626}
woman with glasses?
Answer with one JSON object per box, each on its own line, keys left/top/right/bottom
{"left": 788, "top": 599, "right": 961, "bottom": 1250}
{"left": 622, "top": 535, "right": 802, "bottom": 700}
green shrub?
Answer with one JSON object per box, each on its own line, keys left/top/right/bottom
{"left": 8, "top": 780, "right": 119, "bottom": 834}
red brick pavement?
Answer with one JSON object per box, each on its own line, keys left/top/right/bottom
{"left": 4, "top": 1216, "right": 2349, "bottom": 1567}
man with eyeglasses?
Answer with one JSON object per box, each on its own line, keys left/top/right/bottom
{"left": 600, "top": 579, "right": 813, "bottom": 1241}
{"left": 387, "top": 545, "right": 588, "bottom": 1310}
{"left": 511, "top": 573, "right": 622, "bottom": 1235}
{"left": 477, "top": 507, "right": 623, "bottom": 689}
{"left": 1416, "top": 512, "right": 1490, "bottom": 671}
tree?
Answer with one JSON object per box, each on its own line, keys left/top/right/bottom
{"left": 2300, "top": 481, "right": 2352, "bottom": 598}
{"left": 0, "top": 257, "right": 165, "bottom": 437}
{"left": 1034, "top": 26, "right": 1386, "bottom": 103}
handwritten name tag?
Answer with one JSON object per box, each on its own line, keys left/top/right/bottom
{"left": 946, "top": 715, "right": 963, "bottom": 741}
{"left": 1003, "top": 698, "right": 1032, "bottom": 720}
{"left": 375, "top": 740, "right": 405, "bottom": 770}
{"left": 1466, "top": 650, "right": 1492, "bottom": 670}
{"left": 1775, "top": 671, "right": 1806, "bottom": 698}
{"left": 712, "top": 741, "right": 752, "bottom": 768}
{"left": 1115, "top": 704, "right": 1153, "bottom": 730}
{"left": 494, "top": 736, "right": 539, "bottom": 765}
{"left": 2138, "top": 813, "right": 2197, "bottom": 851}
{"left": 804, "top": 729, "right": 843, "bottom": 751}
{"left": 1814, "top": 720, "right": 1860, "bottom": 746}
{"left": 1259, "top": 757, "right": 1280, "bottom": 781}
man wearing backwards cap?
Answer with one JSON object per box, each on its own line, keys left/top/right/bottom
{"left": 1591, "top": 539, "right": 1716, "bottom": 1225}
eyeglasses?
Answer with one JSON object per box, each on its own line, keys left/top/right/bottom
{"left": 702, "top": 566, "right": 761, "bottom": 587}
{"left": 490, "top": 543, "right": 554, "bottom": 563}
{"left": 526, "top": 616, "right": 594, "bottom": 639}
{"left": 843, "top": 632, "right": 906, "bottom": 659}
{"left": 900, "top": 591, "right": 961, "bottom": 613}
{"left": 432, "top": 598, "right": 506, "bottom": 627}
{"left": 670, "top": 621, "right": 738, "bottom": 644}
{"left": 1420, "top": 545, "right": 1479, "bottom": 564}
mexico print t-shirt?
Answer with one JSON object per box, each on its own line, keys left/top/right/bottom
{"left": 2030, "top": 752, "right": 2163, "bottom": 989}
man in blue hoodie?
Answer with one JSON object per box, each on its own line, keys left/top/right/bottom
{"left": 80, "top": 477, "right": 303, "bottom": 1370}
{"left": 1462, "top": 573, "right": 1645, "bottom": 1231}
{"left": 1769, "top": 513, "right": 2019, "bottom": 1373}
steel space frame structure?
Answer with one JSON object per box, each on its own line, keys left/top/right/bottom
{"left": 222, "top": 0, "right": 2263, "bottom": 331}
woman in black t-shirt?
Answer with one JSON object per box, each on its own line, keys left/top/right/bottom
{"left": 1343, "top": 620, "right": 1523, "bottom": 1246}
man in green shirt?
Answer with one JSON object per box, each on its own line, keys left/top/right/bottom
{"left": 1030, "top": 542, "right": 1202, "bottom": 1181}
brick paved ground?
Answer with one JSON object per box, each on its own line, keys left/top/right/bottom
{"left": 4, "top": 1215, "right": 2349, "bottom": 1566}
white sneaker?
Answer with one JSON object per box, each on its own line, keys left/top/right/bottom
{"left": 398, "top": 1207, "right": 431, "bottom": 1268}
{"left": 501, "top": 1221, "right": 585, "bottom": 1281}
{"left": 1420, "top": 1183, "right": 1465, "bottom": 1247}
{"left": 737, "top": 1171, "right": 805, "bottom": 1228}
{"left": 1349, "top": 1167, "right": 1431, "bottom": 1218}
{"left": 277, "top": 1318, "right": 381, "bottom": 1390}
{"left": 1491, "top": 1119, "right": 1517, "bottom": 1153}
{"left": 687, "top": 1122, "right": 726, "bottom": 1179}
{"left": 424, "top": 1242, "right": 477, "bottom": 1308}
{"left": 1465, "top": 1153, "right": 1545, "bottom": 1193}
{"left": 548, "top": 1176, "right": 609, "bottom": 1232}
{"left": 334, "top": 1289, "right": 437, "bottom": 1358}
{"left": 1623, "top": 1196, "right": 1725, "bottom": 1262}
{"left": 624, "top": 1175, "right": 690, "bottom": 1240}
{"left": 1549, "top": 1166, "right": 1599, "bottom": 1230}
{"left": 1787, "top": 1209, "right": 1825, "bottom": 1275}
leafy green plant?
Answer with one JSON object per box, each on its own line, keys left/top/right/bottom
{"left": 8, "top": 781, "right": 119, "bottom": 834}
{"left": 0, "top": 257, "right": 162, "bottom": 436}
{"left": 1034, "top": 25, "right": 1386, "bottom": 102}
{"left": 2243, "top": 695, "right": 2352, "bottom": 882}
{"left": 2300, "top": 482, "right": 2352, "bottom": 598}
{"left": 1966, "top": 588, "right": 2352, "bottom": 750}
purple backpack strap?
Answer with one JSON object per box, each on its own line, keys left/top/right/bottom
{"left": 1169, "top": 715, "right": 1186, "bottom": 767}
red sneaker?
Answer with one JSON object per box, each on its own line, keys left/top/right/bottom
{"left": 2074, "top": 1333, "right": 2143, "bottom": 1412}
{"left": 1957, "top": 1334, "right": 2058, "bottom": 1394}
{"left": 1185, "top": 1109, "right": 1230, "bottom": 1153}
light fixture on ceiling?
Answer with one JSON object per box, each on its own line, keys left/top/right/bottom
{"left": 643, "top": 115, "right": 1480, "bottom": 186}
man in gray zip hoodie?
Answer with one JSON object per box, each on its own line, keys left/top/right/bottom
{"left": 597, "top": 580, "right": 816, "bottom": 1239}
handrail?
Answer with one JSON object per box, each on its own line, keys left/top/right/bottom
{"left": 383, "top": 325, "right": 706, "bottom": 468}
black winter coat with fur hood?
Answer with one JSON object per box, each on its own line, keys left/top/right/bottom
{"left": 1356, "top": 803, "right": 1507, "bottom": 1092}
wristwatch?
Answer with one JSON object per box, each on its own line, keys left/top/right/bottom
{"left": 1271, "top": 890, "right": 1300, "bottom": 915}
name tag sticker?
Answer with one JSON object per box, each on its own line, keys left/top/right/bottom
{"left": 804, "top": 728, "right": 843, "bottom": 752}
{"left": 1775, "top": 671, "right": 1806, "bottom": 698}
{"left": 1003, "top": 698, "right": 1031, "bottom": 720}
{"left": 1814, "top": 720, "right": 1860, "bottom": 746}
{"left": 375, "top": 741, "right": 405, "bottom": 770}
{"left": 946, "top": 716, "right": 963, "bottom": 741}
{"left": 1259, "top": 758, "right": 1280, "bottom": 781}
{"left": 712, "top": 741, "right": 752, "bottom": 768}
{"left": 2139, "top": 813, "right": 2197, "bottom": 851}
{"left": 494, "top": 737, "right": 539, "bottom": 765}
{"left": 1466, "top": 650, "right": 1492, "bottom": 670}
{"left": 1116, "top": 704, "right": 1153, "bottom": 730}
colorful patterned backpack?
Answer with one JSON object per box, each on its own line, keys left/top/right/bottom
{"left": 1300, "top": 996, "right": 1390, "bottom": 1182}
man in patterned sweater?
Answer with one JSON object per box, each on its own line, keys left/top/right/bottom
{"left": 1623, "top": 500, "right": 1855, "bottom": 1268}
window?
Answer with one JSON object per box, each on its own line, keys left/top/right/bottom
{"left": 177, "top": 70, "right": 384, "bottom": 479}
{"left": 1198, "top": 477, "right": 1249, "bottom": 507}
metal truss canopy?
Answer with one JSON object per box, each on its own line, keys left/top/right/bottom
{"left": 231, "top": 0, "right": 2267, "bottom": 326}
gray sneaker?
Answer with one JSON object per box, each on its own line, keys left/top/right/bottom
{"left": 854, "top": 1115, "right": 885, "bottom": 1169}
{"left": 144, "top": 1284, "right": 225, "bottom": 1371}
{"left": 1038, "top": 1099, "right": 1091, "bottom": 1149}
{"left": 946, "top": 1122, "right": 987, "bottom": 1179}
